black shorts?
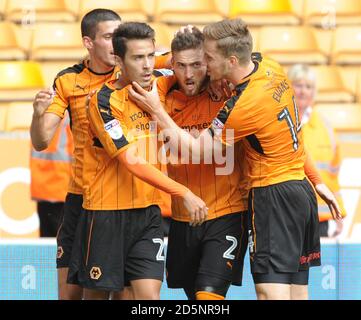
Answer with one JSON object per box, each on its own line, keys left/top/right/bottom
{"left": 37, "top": 201, "right": 64, "bottom": 237}
{"left": 248, "top": 178, "right": 320, "bottom": 276}
{"left": 319, "top": 221, "right": 329, "bottom": 237}
{"left": 166, "top": 212, "right": 248, "bottom": 290}
{"left": 56, "top": 193, "right": 83, "bottom": 268}
{"left": 252, "top": 267, "right": 309, "bottom": 285}
{"left": 67, "top": 205, "right": 165, "bottom": 291}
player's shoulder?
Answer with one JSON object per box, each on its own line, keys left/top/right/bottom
{"left": 152, "top": 69, "right": 173, "bottom": 78}
{"left": 246, "top": 52, "right": 288, "bottom": 99}
{"left": 154, "top": 73, "right": 177, "bottom": 97}
{"left": 257, "top": 54, "right": 286, "bottom": 79}
{"left": 152, "top": 70, "right": 175, "bottom": 89}
{"left": 55, "top": 62, "right": 86, "bottom": 80}
{"left": 98, "top": 81, "right": 130, "bottom": 113}
{"left": 96, "top": 81, "right": 117, "bottom": 103}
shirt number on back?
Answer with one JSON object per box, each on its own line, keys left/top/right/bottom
{"left": 277, "top": 96, "right": 301, "bottom": 151}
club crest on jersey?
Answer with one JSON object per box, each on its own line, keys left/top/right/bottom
{"left": 104, "top": 119, "right": 123, "bottom": 140}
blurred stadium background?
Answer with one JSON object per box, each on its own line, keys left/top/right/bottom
{"left": 0, "top": 0, "right": 361, "bottom": 299}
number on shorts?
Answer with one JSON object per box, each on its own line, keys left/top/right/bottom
{"left": 152, "top": 238, "right": 165, "bottom": 261}
{"left": 223, "top": 236, "right": 238, "bottom": 260}
{"left": 277, "top": 96, "right": 301, "bottom": 151}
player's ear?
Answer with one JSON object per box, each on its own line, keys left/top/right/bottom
{"left": 170, "top": 57, "right": 175, "bottom": 70}
{"left": 117, "top": 55, "right": 125, "bottom": 69}
{"left": 229, "top": 55, "right": 238, "bottom": 67}
{"left": 83, "top": 36, "right": 93, "bottom": 50}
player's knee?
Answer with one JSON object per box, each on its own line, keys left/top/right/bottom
{"left": 83, "top": 289, "right": 109, "bottom": 300}
{"left": 255, "top": 286, "right": 276, "bottom": 300}
{"left": 58, "top": 284, "right": 83, "bottom": 300}
{"left": 290, "top": 285, "right": 308, "bottom": 300}
{"left": 145, "top": 291, "right": 160, "bottom": 300}
{"left": 255, "top": 283, "right": 291, "bottom": 300}
{"left": 112, "top": 287, "right": 134, "bottom": 300}
{"left": 66, "top": 289, "right": 83, "bottom": 300}
{"left": 132, "top": 286, "right": 160, "bottom": 300}
{"left": 255, "top": 286, "right": 268, "bottom": 300}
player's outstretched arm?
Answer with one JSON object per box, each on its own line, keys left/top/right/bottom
{"left": 129, "top": 79, "right": 220, "bottom": 160}
{"left": 314, "top": 184, "right": 342, "bottom": 221}
{"left": 117, "top": 146, "right": 208, "bottom": 226}
{"left": 304, "top": 152, "right": 343, "bottom": 221}
{"left": 30, "top": 89, "right": 62, "bottom": 151}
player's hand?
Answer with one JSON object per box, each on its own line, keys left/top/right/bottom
{"left": 315, "top": 183, "right": 343, "bottom": 220}
{"left": 208, "top": 79, "right": 233, "bottom": 101}
{"left": 331, "top": 219, "right": 344, "bottom": 238}
{"left": 32, "top": 89, "right": 55, "bottom": 117}
{"left": 129, "top": 78, "right": 163, "bottom": 115}
{"left": 182, "top": 190, "right": 208, "bottom": 227}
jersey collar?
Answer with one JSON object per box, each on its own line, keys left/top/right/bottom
{"left": 234, "top": 52, "right": 262, "bottom": 93}
{"left": 84, "top": 60, "right": 115, "bottom": 76}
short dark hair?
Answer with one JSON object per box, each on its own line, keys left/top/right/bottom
{"left": 112, "top": 22, "right": 155, "bottom": 60}
{"left": 81, "top": 9, "right": 121, "bottom": 39}
{"left": 171, "top": 27, "right": 204, "bottom": 53}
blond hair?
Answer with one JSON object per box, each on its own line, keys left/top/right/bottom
{"left": 287, "top": 64, "right": 317, "bottom": 85}
{"left": 203, "top": 19, "right": 253, "bottom": 66}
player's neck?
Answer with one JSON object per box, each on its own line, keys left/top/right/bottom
{"left": 230, "top": 60, "right": 255, "bottom": 86}
{"left": 88, "top": 57, "right": 114, "bottom": 74}
{"left": 113, "top": 75, "right": 129, "bottom": 90}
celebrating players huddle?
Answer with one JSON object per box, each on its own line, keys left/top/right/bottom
{"left": 30, "top": 9, "right": 342, "bottom": 300}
